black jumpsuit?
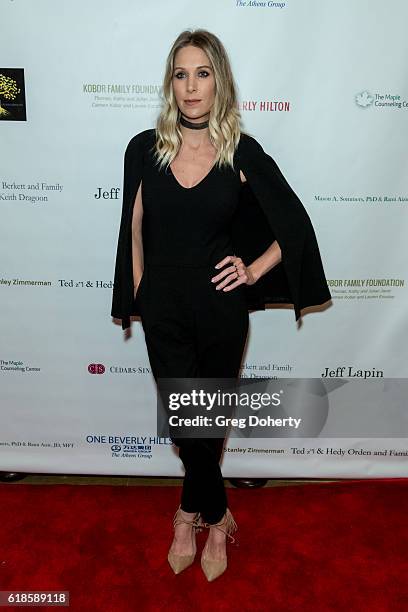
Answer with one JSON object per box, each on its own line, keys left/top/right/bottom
{"left": 136, "top": 146, "right": 249, "bottom": 524}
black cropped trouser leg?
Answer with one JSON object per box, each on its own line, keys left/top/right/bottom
{"left": 138, "top": 264, "right": 249, "bottom": 524}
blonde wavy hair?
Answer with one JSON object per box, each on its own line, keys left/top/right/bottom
{"left": 152, "top": 29, "right": 243, "bottom": 171}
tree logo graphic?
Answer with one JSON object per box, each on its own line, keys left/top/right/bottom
{"left": 0, "top": 69, "right": 26, "bottom": 121}
{"left": 0, "top": 74, "right": 20, "bottom": 117}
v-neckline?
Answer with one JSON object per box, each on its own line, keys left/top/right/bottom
{"left": 169, "top": 162, "right": 217, "bottom": 190}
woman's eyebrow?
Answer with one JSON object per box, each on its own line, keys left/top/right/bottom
{"left": 173, "top": 65, "right": 212, "bottom": 70}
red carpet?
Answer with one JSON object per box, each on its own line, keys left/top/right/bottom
{"left": 1, "top": 479, "right": 408, "bottom": 611}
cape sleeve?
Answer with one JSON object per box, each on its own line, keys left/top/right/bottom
{"left": 111, "top": 131, "right": 146, "bottom": 330}
{"left": 233, "top": 133, "right": 331, "bottom": 320}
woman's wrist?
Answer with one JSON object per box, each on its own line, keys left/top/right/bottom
{"left": 247, "top": 241, "right": 282, "bottom": 283}
{"left": 247, "top": 256, "right": 281, "bottom": 283}
{"left": 247, "top": 263, "right": 261, "bottom": 284}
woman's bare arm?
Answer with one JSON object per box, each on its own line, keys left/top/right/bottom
{"left": 240, "top": 170, "right": 282, "bottom": 282}
{"left": 131, "top": 181, "right": 144, "bottom": 299}
{"left": 247, "top": 240, "right": 282, "bottom": 282}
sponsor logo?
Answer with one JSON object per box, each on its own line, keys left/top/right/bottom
{"left": 0, "top": 278, "right": 51, "bottom": 287}
{"left": 58, "top": 279, "right": 113, "bottom": 289}
{"left": 355, "top": 90, "right": 408, "bottom": 110}
{"left": 241, "top": 361, "right": 294, "bottom": 378}
{"left": 237, "top": 99, "right": 290, "bottom": 113}
{"left": 109, "top": 366, "right": 151, "bottom": 374}
{"left": 0, "top": 359, "right": 41, "bottom": 373}
{"left": 321, "top": 366, "right": 384, "bottom": 379}
{"left": 83, "top": 82, "right": 162, "bottom": 111}
{"left": 314, "top": 194, "right": 407, "bottom": 205}
{"left": 0, "top": 180, "right": 64, "bottom": 205}
{"left": 327, "top": 278, "right": 405, "bottom": 301}
{"left": 86, "top": 434, "right": 172, "bottom": 460}
{"left": 235, "top": 1, "right": 287, "bottom": 10}
{"left": 88, "top": 364, "right": 105, "bottom": 374}
{"left": 94, "top": 187, "right": 120, "bottom": 200}
{"left": 0, "top": 69, "right": 26, "bottom": 121}
{"left": 87, "top": 364, "right": 151, "bottom": 375}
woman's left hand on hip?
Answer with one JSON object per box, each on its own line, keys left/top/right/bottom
{"left": 211, "top": 255, "right": 256, "bottom": 291}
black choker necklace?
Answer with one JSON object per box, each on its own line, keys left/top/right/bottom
{"left": 180, "top": 115, "right": 209, "bottom": 130}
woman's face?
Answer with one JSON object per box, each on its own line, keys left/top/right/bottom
{"left": 172, "top": 44, "right": 215, "bottom": 122}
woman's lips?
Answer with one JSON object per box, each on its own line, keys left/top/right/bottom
{"left": 184, "top": 100, "right": 201, "bottom": 106}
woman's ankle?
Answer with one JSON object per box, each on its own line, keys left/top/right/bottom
{"left": 202, "top": 508, "right": 238, "bottom": 544}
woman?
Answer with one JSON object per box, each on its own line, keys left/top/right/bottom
{"left": 111, "top": 29, "right": 331, "bottom": 581}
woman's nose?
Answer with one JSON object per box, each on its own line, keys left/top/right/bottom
{"left": 187, "top": 77, "right": 197, "bottom": 92}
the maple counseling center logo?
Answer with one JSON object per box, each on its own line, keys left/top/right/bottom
{"left": 0, "top": 68, "right": 26, "bottom": 121}
{"left": 355, "top": 89, "right": 407, "bottom": 110}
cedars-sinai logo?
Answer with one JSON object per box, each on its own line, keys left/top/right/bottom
{"left": 0, "top": 68, "right": 27, "bottom": 121}
{"left": 88, "top": 363, "right": 106, "bottom": 374}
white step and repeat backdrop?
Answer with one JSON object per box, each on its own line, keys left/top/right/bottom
{"left": 1, "top": 0, "right": 407, "bottom": 477}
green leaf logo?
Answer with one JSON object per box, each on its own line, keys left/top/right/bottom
{"left": 355, "top": 90, "right": 374, "bottom": 108}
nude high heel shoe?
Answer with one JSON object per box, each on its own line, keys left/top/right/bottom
{"left": 167, "top": 506, "right": 203, "bottom": 574}
{"left": 201, "top": 508, "right": 238, "bottom": 582}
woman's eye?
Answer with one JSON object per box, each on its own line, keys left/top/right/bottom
{"left": 174, "top": 71, "right": 210, "bottom": 79}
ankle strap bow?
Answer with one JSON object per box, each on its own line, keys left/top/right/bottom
{"left": 172, "top": 506, "right": 203, "bottom": 532}
{"left": 202, "top": 508, "right": 238, "bottom": 544}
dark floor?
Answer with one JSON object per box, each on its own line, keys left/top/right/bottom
{"left": 0, "top": 473, "right": 339, "bottom": 487}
